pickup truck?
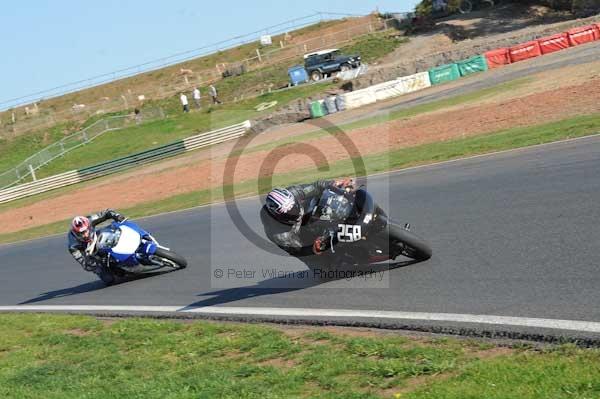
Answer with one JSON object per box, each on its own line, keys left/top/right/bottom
{"left": 303, "top": 49, "right": 361, "bottom": 81}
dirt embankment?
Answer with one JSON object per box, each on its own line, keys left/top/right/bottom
{"left": 1, "top": 76, "right": 599, "bottom": 234}
{"left": 355, "top": 9, "right": 600, "bottom": 89}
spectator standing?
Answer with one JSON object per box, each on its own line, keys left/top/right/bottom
{"left": 209, "top": 84, "right": 222, "bottom": 104}
{"left": 192, "top": 87, "right": 201, "bottom": 109}
{"left": 180, "top": 93, "right": 189, "bottom": 113}
{"left": 134, "top": 108, "right": 142, "bottom": 125}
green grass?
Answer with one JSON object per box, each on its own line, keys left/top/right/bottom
{"left": 2, "top": 113, "right": 599, "bottom": 245}
{"left": 340, "top": 31, "right": 408, "bottom": 63}
{"left": 0, "top": 314, "right": 599, "bottom": 398}
{"left": 34, "top": 82, "right": 335, "bottom": 179}
{"left": 0, "top": 122, "right": 77, "bottom": 173}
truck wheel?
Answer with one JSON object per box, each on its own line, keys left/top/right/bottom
{"left": 311, "top": 71, "right": 323, "bottom": 81}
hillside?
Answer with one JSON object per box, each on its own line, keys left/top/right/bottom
{"left": 0, "top": 14, "right": 384, "bottom": 140}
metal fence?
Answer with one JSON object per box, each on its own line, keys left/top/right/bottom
{"left": 0, "top": 120, "right": 251, "bottom": 204}
{"left": 0, "top": 107, "right": 164, "bottom": 189}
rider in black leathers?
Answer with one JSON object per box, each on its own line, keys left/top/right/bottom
{"left": 262, "top": 178, "right": 354, "bottom": 256}
{"left": 68, "top": 209, "right": 125, "bottom": 273}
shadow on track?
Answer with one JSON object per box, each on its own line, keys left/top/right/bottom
{"left": 19, "top": 280, "right": 106, "bottom": 304}
{"left": 19, "top": 271, "right": 169, "bottom": 305}
{"left": 184, "top": 260, "right": 419, "bottom": 308}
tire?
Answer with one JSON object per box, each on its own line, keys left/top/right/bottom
{"left": 311, "top": 70, "right": 323, "bottom": 81}
{"left": 458, "top": 0, "right": 473, "bottom": 13}
{"left": 155, "top": 247, "right": 187, "bottom": 269}
{"left": 480, "top": 0, "right": 495, "bottom": 9}
{"left": 388, "top": 223, "right": 432, "bottom": 261}
{"left": 98, "top": 267, "right": 116, "bottom": 286}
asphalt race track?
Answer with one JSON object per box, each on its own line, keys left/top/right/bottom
{"left": 2, "top": 134, "right": 600, "bottom": 341}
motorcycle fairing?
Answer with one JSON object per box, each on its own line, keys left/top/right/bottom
{"left": 110, "top": 225, "right": 141, "bottom": 263}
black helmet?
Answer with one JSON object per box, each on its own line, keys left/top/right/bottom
{"left": 265, "top": 188, "right": 302, "bottom": 225}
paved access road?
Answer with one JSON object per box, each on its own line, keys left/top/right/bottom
{"left": 2, "top": 134, "right": 600, "bottom": 340}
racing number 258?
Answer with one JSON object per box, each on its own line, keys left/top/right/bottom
{"left": 337, "top": 224, "right": 361, "bottom": 242}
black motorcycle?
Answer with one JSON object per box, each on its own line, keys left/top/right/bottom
{"left": 305, "top": 187, "right": 432, "bottom": 264}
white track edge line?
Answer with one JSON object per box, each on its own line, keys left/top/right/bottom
{"left": 1, "top": 305, "right": 600, "bottom": 333}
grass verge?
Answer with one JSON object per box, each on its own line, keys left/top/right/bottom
{"left": 1, "top": 113, "right": 598, "bottom": 245}
{"left": 0, "top": 314, "right": 599, "bottom": 398}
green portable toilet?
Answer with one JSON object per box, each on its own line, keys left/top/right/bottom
{"left": 457, "top": 55, "right": 488, "bottom": 77}
{"left": 310, "top": 100, "right": 327, "bottom": 118}
{"left": 428, "top": 63, "right": 460, "bottom": 85}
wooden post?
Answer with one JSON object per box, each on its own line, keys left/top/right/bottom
{"left": 28, "top": 164, "right": 37, "bottom": 182}
{"left": 279, "top": 40, "right": 284, "bottom": 48}
{"left": 256, "top": 48, "right": 262, "bottom": 62}
{"left": 11, "top": 112, "right": 15, "bottom": 123}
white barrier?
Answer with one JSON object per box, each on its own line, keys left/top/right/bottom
{"left": 342, "top": 87, "right": 377, "bottom": 110}
{"left": 399, "top": 72, "right": 432, "bottom": 94}
{"left": 0, "top": 121, "right": 251, "bottom": 204}
{"left": 370, "top": 79, "right": 406, "bottom": 101}
{"left": 339, "top": 70, "right": 434, "bottom": 108}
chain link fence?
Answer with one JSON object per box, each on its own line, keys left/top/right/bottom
{"left": 0, "top": 107, "right": 164, "bottom": 189}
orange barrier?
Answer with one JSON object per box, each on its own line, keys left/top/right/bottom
{"left": 537, "top": 32, "right": 570, "bottom": 55}
{"left": 567, "top": 25, "right": 599, "bottom": 46}
{"left": 509, "top": 41, "right": 542, "bottom": 63}
{"left": 484, "top": 48, "right": 511, "bottom": 69}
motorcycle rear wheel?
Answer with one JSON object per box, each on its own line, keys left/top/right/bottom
{"left": 389, "top": 223, "right": 432, "bottom": 261}
{"left": 155, "top": 248, "right": 188, "bottom": 269}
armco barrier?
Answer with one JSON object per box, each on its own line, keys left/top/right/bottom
{"left": 567, "top": 25, "right": 599, "bottom": 46}
{"left": 457, "top": 55, "right": 488, "bottom": 77}
{"left": 485, "top": 48, "right": 511, "bottom": 69}
{"left": 428, "top": 63, "right": 460, "bottom": 85}
{"left": 0, "top": 121, "right": 251, "bottom": 204}
{"left": 537, "top": 33, "right": 570, "bottom": 55}
{"left": 399, "top": 72, "right": 431, "bottom": 93}
{"left": 509, "top": 40, "right": 542, "bottom": 63}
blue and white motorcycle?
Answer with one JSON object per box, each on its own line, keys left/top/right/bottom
{"left": 85, "top": 219, "right": 187, "bottom": 285}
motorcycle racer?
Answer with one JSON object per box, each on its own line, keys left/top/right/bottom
{"left": 263, "top": 178, "right": 355, "bottom": 255}
{"left": 68, "top": 209, "right": 125, "bottom": 273}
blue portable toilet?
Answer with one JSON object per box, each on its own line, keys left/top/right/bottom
{"left": 288, "top": 65, "right": 309, "bottom": 86}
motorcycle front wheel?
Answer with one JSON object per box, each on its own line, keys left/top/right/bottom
{"left": 154, "top": 248, "right": 188, "bottom": 269}
{"left": 389, "top": 223, "right": 432, "bottom": 261}
{"left": 97, "top": 266, "right": 116, "bottom": 286}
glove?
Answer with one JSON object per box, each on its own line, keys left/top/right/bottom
{"left": 82, "top": 256, "right": 98, "bottom": 272}
{"left": 313, "top": 237, "right": 326, "bottom": 255}
{"left": 313, "top": 233, "right": 331, "bottom": 255}
{"left": 108, "top": 209, "right": 125, "bottom": 222}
